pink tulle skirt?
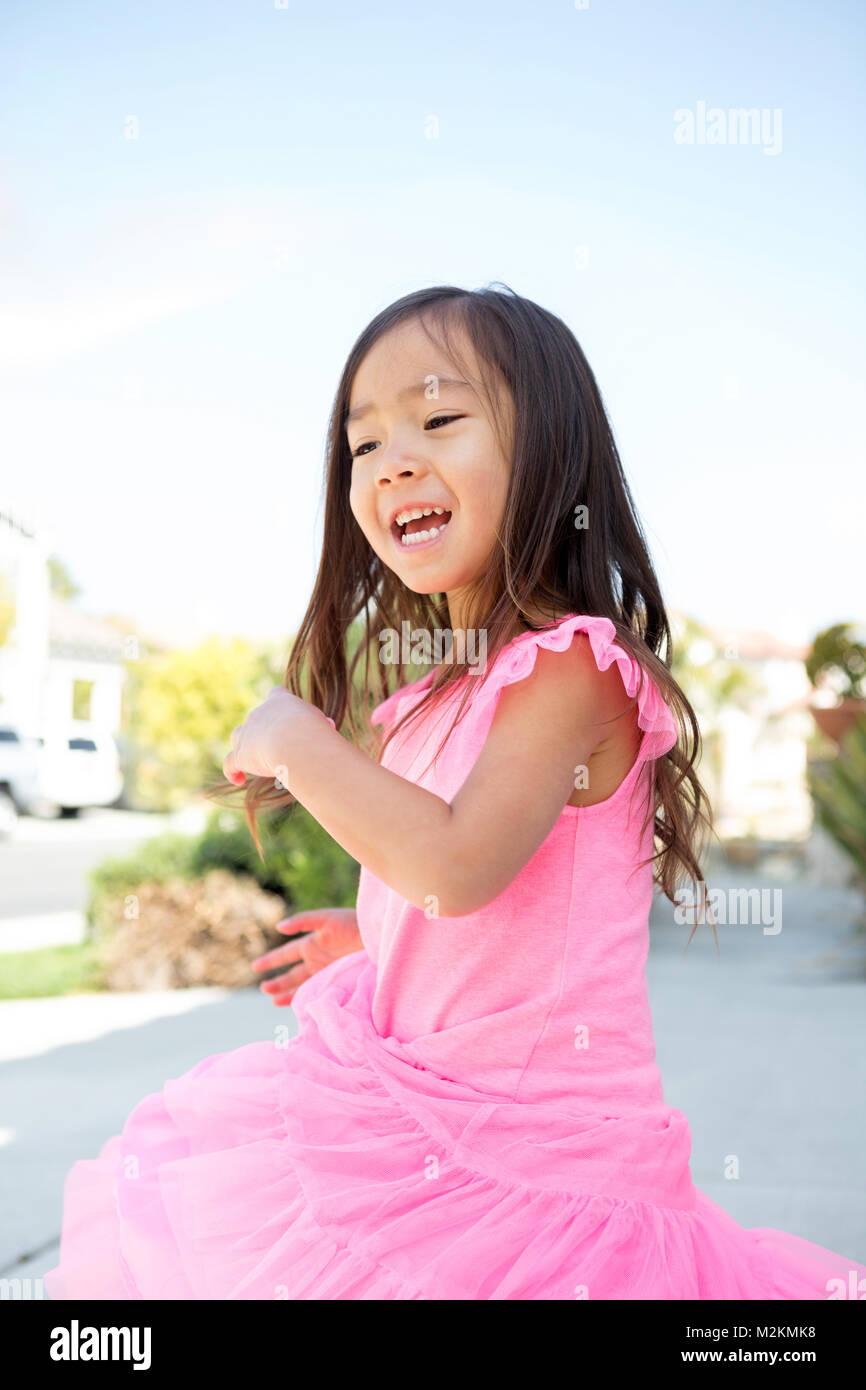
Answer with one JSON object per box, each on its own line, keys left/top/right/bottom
{"left": 44, "top": 952, "right": 865, "bottom": 1300}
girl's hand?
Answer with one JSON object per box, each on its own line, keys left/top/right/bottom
{"left": 251, "top": 908, "right": 363, "bottom": 1006}
{"left": 222, "top": 687, "right": 336, "bottom": 786}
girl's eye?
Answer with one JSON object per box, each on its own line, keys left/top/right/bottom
{"left": 351, "top": 414, "right": 461, "bottom": 459}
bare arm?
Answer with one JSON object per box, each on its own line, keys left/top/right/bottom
{"left": 276, "top": 631, "right": 621, "bottom": 916}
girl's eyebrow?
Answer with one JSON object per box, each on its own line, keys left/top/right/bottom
{"left": 345, "top": 377, "right": 472, "bottom": 430}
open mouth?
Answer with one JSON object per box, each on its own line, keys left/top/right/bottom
{"left": 391, "top": 510, "right": 453, "bottom": 548}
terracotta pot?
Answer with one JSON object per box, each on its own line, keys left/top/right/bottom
{"left": 723, "top": 838, "right": 761, "bottom": 867}
{"left": 809, "top": 698, "right": 866, "bottom": 746}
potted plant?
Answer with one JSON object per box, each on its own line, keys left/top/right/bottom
{"left": 806, "top": 715, "right": 866, "bottom": 925}
{"left": 805, "top": 623, "right": 866, "bottom": 745}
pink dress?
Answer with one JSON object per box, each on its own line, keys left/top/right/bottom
{"left": 44, "top": 613, "right": 866, "bottom": 1299}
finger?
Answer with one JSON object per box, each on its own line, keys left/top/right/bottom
{"left": 260, "top": 961, "right": 312, "bottom": 993}
{"left": 222, "top": 751, "right": 245, "bottom": 784}
{"left": 275, "top": 910, "right": 329, "bottom": 936}
{"left": 253, "top": 941, "right": 305, "bottom": 974}
{"left": 250, "top": 931, "right": 312, "bottom": 970}
{"left": 264, "top": 973, "right": 308, "bottom": 1006}
{"left": 252, "top": 915, "right": 318, "bottom": 962}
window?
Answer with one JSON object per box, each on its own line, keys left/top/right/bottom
{"left": 72, "top": 680, "right": 94, "bottom": 721}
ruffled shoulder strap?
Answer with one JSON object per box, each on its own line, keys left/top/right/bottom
{"left": 468, "top": 613, "right": 679, "bottom": 764}
{"left": 369, "top": 613, "right": 678, "bottom": 764}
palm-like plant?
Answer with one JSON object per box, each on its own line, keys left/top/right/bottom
{"left": 806, "top": 715, "right": 866, "bottom": 908}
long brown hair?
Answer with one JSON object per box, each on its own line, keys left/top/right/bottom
{"left": 203, "top": 283, "right": 718, "bottom": 946}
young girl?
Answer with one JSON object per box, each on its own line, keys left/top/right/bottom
{"left": 45, "top": 284, "right": 865, "bottom": 1300}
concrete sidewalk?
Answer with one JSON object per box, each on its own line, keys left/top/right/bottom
{"left": 646, "top": 871, "right": 866, "bottom": 1259}
{"left": 2, "top": 866, "right": 865, "bottom": 1292}
{"left": 0, "top": 985, "right": 298, "bottom": 1286}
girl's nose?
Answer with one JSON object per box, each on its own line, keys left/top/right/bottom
{"left": 375, "top": 457, "right": 425, "bottom": 486}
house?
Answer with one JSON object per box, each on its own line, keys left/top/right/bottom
{"left": 0, "top": 497, "right": 128, "bottom": 740}
{"left": 675, "top": 613, "right": 817, "bottom": 845}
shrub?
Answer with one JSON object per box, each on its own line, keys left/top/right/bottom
{"left": 807, "top": 714, "right": 866, "bottom": 909}
{"left": 94, "top": 868, "right": 289, "bottom": 991}
{"left": 85, "top": 804, "right": 360, "bottom": 989}
{"left": 193, "top": 804, "right": 360, "bottom": 909}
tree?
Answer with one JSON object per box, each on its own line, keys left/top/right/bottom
{"left": 668, "top": 613, "right": 763, "bottom": 812}
{"left": 48, "top": 555, "right": 81, "bottom": 600}
{"left": 0, "top": 571, "right": 15, "bottom": 649}
{"left": 122, "top": 636, "right": 285, "bottom": 811}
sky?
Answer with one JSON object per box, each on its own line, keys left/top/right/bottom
{"left": 1, "top": 0, "right": 864, "bottom": 650}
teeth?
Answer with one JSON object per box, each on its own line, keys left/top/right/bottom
{"left": 394, "top": 506, "right": 447, "bottom": 526}
{"left": 401, "top": 519, "right": 450, "bottom": 546}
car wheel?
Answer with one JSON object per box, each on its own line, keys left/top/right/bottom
{"left": 0, "top": 789, "right": 18, "bottom": 837}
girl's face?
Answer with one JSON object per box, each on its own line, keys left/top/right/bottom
{"left": 347, "top": 317, "right": 512, "bottom": 618}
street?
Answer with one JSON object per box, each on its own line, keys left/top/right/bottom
{"left": 0, "top": 804, "right": 210, "bottom": 948}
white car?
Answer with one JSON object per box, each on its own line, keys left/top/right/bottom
{"left": 0, "top": 722, "right": 124, "bottom": 830}
{"left": 0, "top": 726, "right": 40, "bottom": 834}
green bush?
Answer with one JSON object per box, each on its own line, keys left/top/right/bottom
{"left": 193, "top": 805, "right": 360, "bottom": 908}
{"left": 86, "top": 832, "right": 199, "bottom": 946}
{"left": 807, "top": 714, "right": 866, "bottom": 906}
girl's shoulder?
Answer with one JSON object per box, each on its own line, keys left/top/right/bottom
{"left": 466, "top": 612, "right": 679, "bottom": 763}
{"left": 370, "top": 612, "right": 678, "bottom": 764}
